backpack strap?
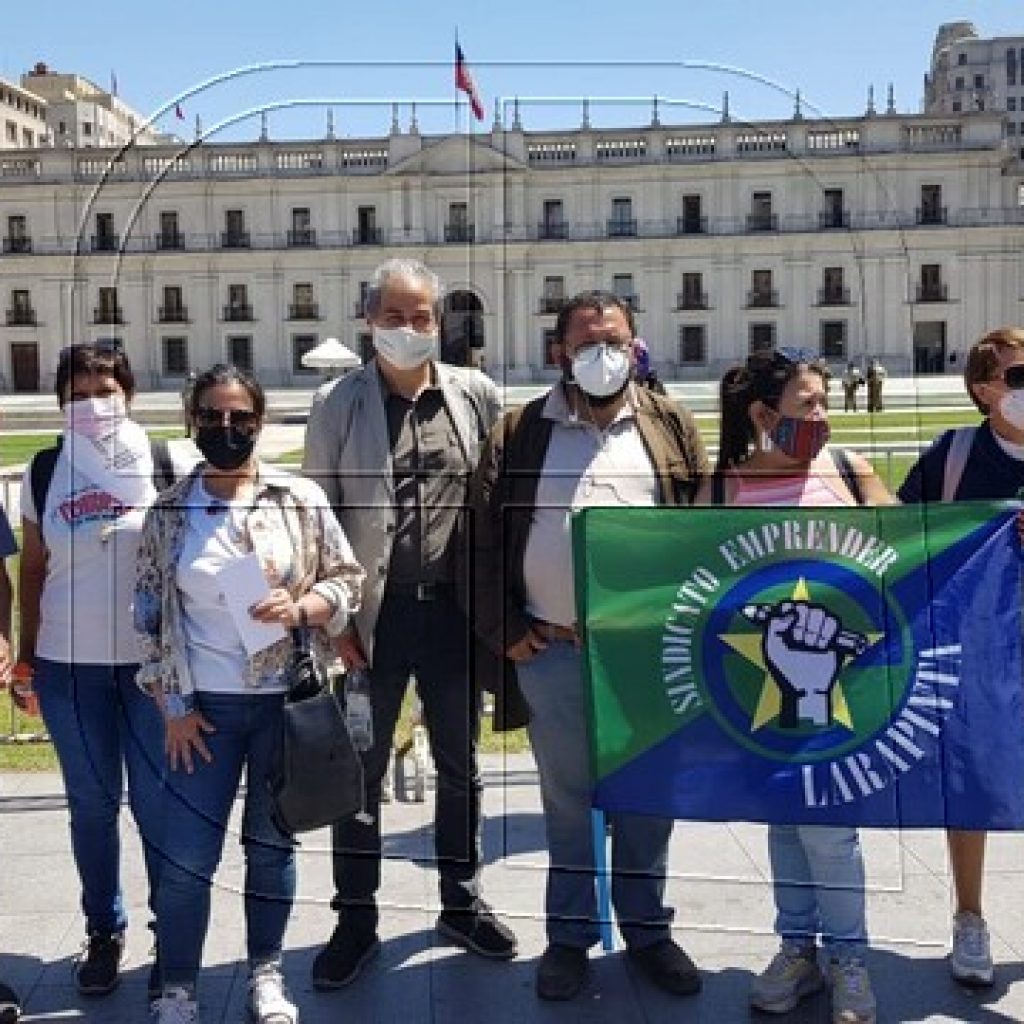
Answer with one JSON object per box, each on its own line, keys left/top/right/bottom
{"left": 29, "top": 440, "right": 62, "bottom": 523}
{"left": 149, "top": 437, "right": 175, "bottom": 492}
{"left": 942, "top": 427, "right": 977, "bottom": 502}
{"left": 711, "top": 472, "right": 726, "bottom": 506}
{"left": 831, "top": 447, "right": 865, "bottom": 506}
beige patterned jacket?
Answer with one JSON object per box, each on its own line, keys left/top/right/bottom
{"left": 134, "top": 463, "right": 364, "bottom": 705}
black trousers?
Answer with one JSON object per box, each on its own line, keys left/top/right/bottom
{"left": 331, "top": 589, "right": 482, "bottom": 928}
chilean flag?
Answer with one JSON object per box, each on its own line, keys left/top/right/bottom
{"left": 455, "top": 43, "right": 485, "bottom": 121}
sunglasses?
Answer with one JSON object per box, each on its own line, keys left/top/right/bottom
{"left": 1004, "top": 365, "right": 1024, "bottom": 390}
{"left": 193, "top": 406, "right": 260, "bottom": 430}
{"left": 58, "top": 339, "right": 123, "bottom": 362}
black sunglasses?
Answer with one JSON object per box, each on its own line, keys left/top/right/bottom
{"left": 193, "top": 406, "right": 260, "bottom": 430}
{"left": 1004, "top": 365, "right": 1024, "bottom": 390}
{"left": 58, "top": 339, "right": 123, "bottom": 362}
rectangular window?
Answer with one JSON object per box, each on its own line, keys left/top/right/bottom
{"left": 95, "top": 212, "right": 114, "bottom": 237}
{"left": 1009, "top": 97, "right": 1018, "bottom": 112}
{"left": 680, "top": 272, "right": 704, "bottom": 309}
{"left": 290, "top": 282, "right": 317, "bottom": 319}
{"left": 228, "top": 283, "right": 248, "bottom": 307}
{"left": 543, "top": 328, "right": 559, "bottom": 367}
{"left": 292, "top": 334, "right": 318, "bottom": 375}
{"left": 160, "top": 210, "right": 179, "bottom": 235}
{"left": 952, "top": 100, "right": 962, "bottom": 112}
{"left": 446, "top": 202, "right": 472, "bottom": 242}
{"left": 225, "top": 209, "right": 245, "bottom": 234}
{"left": 162, "top": 337, "right": 189, "bottom": 376}
{"left": 921, "top": 263, "right": 942, "bottom": 289}
{"left": 10, "top": 289, "right": 30, "bottom": 313}
{"left": 227, "top": 335, "right": 253, "bottom": 371}
{"left": 748, "top": 191, "right": 775, "bottom": 231}
{"left": 98, "top": 286, "right": 118, "bottom": 316}
{"left": 752, "top": 269, "right": 773, "bottom": 294}
{"left": 974, "top": 74, "right": 985, "bottom": 89}
{"left": 611, "top": 197, "right": 632, "bottom": 222}
{"left": 161, "top": 286, "right": 184, "bottom": 321}
{"left": 82, "top": 121, "right": 92, "bottom": 136}
{"left": 821, "top": 188, "right": 845, "bottom": 228}
{"left": 680, "top": 194, "right": 703, "bottom": 233}
{"left": 293, "top": 282, "right": 314, "bottom": 306}
{"left": 291, "top": 207, "right": 311, "bottom": 231}
{"left": 678, "top": 324, "right": 707, "bottom": 365}
{"left": 612, "top": 273, "right": 635, "bottom": 307}
{"left": 357, "top": 206, "right": 378, "bottom": 244}
{"left": 541, "top": 275, "right": 565, "bottom": 313}
{"left": 955, "top": 76, "right": 965, "bottom": 91}
{"left": 749, "top": 322, "right": 776, "bottom": 354}
{"left": 543, "top": 199, "right": 563, "bottom": 227}
{"left": 919, "top": 184, "right": 944, "bottom": 224}
{"left": 1008, "top": 48, "right": 1018, "bottom": 87}
{"left": 7, "top": 214, "right": 26, "bottom": 239}
{"left": 820, "top": 321, "right": 847, "bottom": 360}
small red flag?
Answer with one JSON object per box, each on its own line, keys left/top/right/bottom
{"left": 175, "top": 103, "right": 184, "bottom": 120}
{"left": 455, "top": 44, "right": 485, "bottom": 122}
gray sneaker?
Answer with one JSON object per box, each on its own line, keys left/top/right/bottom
{"left": 828, "top": 956, "right": 876, "bottom": 1024}
{"left": 749, "top": 940, "right": 824, "bottom": 1013}
{"left": 949, "top": 911, "right": 994, "bottom": 986}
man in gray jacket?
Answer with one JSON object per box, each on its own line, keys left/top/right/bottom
{"left": 302, "top": 258, "right": 515, "bottom": 989}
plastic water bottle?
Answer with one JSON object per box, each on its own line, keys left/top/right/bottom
{"left": 345, "top": 669, "right": 374, "bottom": 752}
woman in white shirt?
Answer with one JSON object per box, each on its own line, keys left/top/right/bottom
{"left": 136, "top": 364, "right": 363, "bottom": 1024}
{"left": 17, "top": 343, "right": 170, "bottom": 1000}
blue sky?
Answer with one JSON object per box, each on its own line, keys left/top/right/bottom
{"left": 2, "top": 2, "right": 1020, "bottom": 141}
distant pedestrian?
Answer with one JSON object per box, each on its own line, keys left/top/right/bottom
{"left": 842, "top": 362, "right": 864, "bottom": 412}
{"left": 632, "top": 338, "right": 667, "bottom": 395}
{"left": 866, "top": 358, "right": 886, "bottom": 412}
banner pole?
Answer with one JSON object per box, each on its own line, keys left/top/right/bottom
{"left": 591, "top": 808, "right": 615, "bottom": 951}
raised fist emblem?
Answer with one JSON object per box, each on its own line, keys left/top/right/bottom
{"left": 742, "top": 600, "right": 867, "bottom": 729}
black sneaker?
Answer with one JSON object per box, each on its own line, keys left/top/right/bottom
{"left": 311, "top": 924, "right": 380, "bottom": 990}
{"left": 0, "top": 980, "right": 20, "bottom": 1023}
{"left": 436, "top": 905, "right": 517, "bottom": 960}
{"left": 536, "top": 943, "right": 589, "bottom": 1001}
{"left": 75, "top": 932, "right": 124, "bottom": 996}
{"left": 627, "top": 938, "right": 702, "bottom": 996}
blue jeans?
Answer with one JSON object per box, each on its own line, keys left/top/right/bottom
{"left": 769, "top": 824, "right": 867, "bottom": 956}
{"left": 332, "top": 591, "right": 482, "bottom": 926}
{"left": 36, "top": 658, "right": 165, "bottom": 936}
{"left": 516, "top": 640, "right": 674, "bottom": 949}
{"left": 157, "top": 693, "right": 295, "bottom": 989}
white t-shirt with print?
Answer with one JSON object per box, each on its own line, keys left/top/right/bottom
{"left": 176, "top": 477, "right": 286, "bottom": 693}
{"left": 21, "top": 447, "right": 146, "bottom": 665}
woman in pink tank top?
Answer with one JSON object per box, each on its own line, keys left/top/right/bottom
{"left": 696, "top": 348, "right": 890, "bottom": 1024}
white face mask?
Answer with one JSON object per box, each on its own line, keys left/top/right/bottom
{"left": 64, "top": 394, "right": 127, "bottom": 439}
{"left": 372, "top": 325, "right": 437, "bottom": 371}
{"left": 999, "top": 390, "right": 1024, "bottom": 431}
{"left": 571, "top": 344, "right": 631, "bottom": 399}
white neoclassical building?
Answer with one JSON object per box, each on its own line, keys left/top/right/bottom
{"left": 0, "top": 102, "right": 1021, "bottom": 392}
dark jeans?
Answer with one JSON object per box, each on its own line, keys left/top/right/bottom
{"left": 332, "top": 590, "right": 481, "bottom": 929}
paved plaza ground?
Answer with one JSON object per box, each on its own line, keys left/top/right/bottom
{"left": 2, "top": 753, "right": 1024, "bottom": 1022}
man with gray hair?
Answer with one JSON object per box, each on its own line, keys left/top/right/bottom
{"left": 303, "top": 258, "right": 515, "bottom": 988}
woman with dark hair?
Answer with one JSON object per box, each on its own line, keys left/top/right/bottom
{"left": 16, "top": 342, "right": 169, "bottom": 999}
{"left": 696, "top": 348, "right": 889, "bottom": 1024}
{"left": 136, "top": 364, "right": 364, "bottom": 1024}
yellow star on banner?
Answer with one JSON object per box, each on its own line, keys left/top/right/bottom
{"left": 718, "top": 578, "right": 882, "bottom": 733}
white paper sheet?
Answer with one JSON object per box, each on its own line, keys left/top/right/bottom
{"left": 217, "top": 554, "right": 287, "bottom": 656}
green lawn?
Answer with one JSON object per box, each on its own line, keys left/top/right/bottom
{"left": 0, "top": 429, "right": 185, "bottom": 468}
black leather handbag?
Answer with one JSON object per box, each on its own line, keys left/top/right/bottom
{"left": 269, "top": 628, "right": 364, "bottom": 834}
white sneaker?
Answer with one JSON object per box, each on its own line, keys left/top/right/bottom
{"left": 154, "top": 987, "right": 199, "bottom": 1024}
{"left": 950, "top": 911, "right": 994, "bottom": 986}
{"left": 749, "top": 940, "right": 824, "bottom": 1013}
{"left": 828, "top": 956, "right": 877, "bottom": 1024}
{"left": 248, "top": 964, "right": 298, "bottom": 1024}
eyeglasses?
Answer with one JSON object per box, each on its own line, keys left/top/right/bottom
{"left": 1004, "top": 365, "right": 1024, "bottom": 390}
{"left": 193, "top": 406, "right": 260, "bottom": 430}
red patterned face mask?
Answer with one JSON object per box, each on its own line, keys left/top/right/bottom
{"left": 769, "top": 414, "right": 831, "bottom": 461}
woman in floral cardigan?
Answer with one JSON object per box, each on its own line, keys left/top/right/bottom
{"left": 136, "top": 363, "right": 363, "bottom": 1024}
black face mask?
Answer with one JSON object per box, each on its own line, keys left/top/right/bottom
{"left": 194, "top": 425, "right": 256, "bottom": 471}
